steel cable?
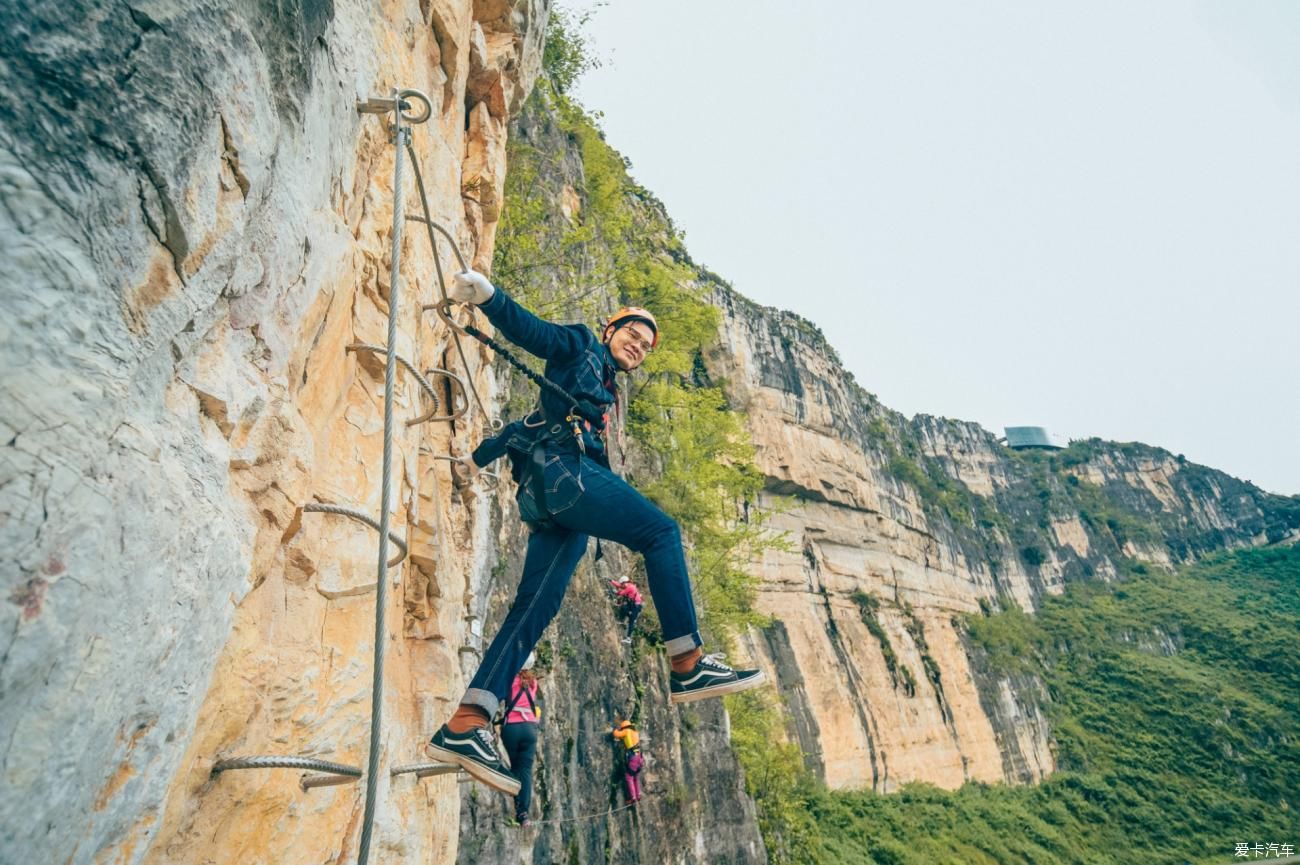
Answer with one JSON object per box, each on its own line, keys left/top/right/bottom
{"left": 211, "top": 756, "right": 363, "bottom": 777}
{"left": 355, "top": 90, "right": 408, "bottom": 865}
{"left": 404, "top": 140, "right": 502, "bottom": 431}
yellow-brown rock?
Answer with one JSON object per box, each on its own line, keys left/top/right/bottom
{"left": 711, "top": 287, "right": 1281, "bottom": 792}
{"left": 0, "top": 2, "right": 543, "bottom": 864}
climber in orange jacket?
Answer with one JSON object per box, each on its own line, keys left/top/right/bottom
{"left": 611, "top": 719, "right": 644, "bottom": 804}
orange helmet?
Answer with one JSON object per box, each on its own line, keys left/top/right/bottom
{"left": 605, "top": 306, "right": 659, "bottom": 348}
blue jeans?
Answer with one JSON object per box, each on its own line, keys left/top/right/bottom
{"left": 462, "top": 454, "right": 702, "bottom": 716}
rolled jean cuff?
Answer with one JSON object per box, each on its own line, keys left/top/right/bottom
{"left": 664, "top": 632, "right": 702, "bottom": 656}
{"left": 462, "top": 687, "right": 500, "bottom": 719}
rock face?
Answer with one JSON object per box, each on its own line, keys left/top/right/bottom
{"left": 0, "top": 2, "right": 547, "bottom": 863}
{"left": 3, "top": 2, "right": 1296, "bottom": 864}
{"left": 709, "top": 287, "right": 1297, "bottom": 792}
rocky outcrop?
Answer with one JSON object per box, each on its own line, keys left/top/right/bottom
{"left": 4, "top": 2, "right": 1296, "bottom": 863}
{"left": 710, "top": 286, "right": 1297, "bottom": 792}
{"left": 0, "top": 2, "right": 546, "bottom": 863}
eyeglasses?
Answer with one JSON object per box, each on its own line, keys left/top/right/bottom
{"left": 620, "top": 330, "right": 654, "bottom": 354}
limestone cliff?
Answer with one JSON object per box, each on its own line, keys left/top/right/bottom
{"left": 710, "top": 287, "right": 1298, "bottom": 792}
{"left": 4, "top": 3, "right": 1297, "bottom": 865}
{"left": 0, "top": 4, "right": 766, "bottom": 864}
{"left": 0, "top": 1, "right": 548, "bottom": 863}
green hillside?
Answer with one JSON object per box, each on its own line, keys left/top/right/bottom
{"left": 788, "top": 546, "right": 1300, "bottom": 865}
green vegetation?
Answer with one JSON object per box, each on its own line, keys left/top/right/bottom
{"left": 506, "top": 15, "right": 1300, "bottom": 864}
{"left": 851, "top": 591, "right": 917, "bottom": 697}
{"left": 868, "top": 419, "right": 1012, "bottom": 544}
{"left": 901, "top": 604, "right": 948, "bottom": 719}
{"left": 727, "top": 688, "right": 825, "bottom": 865}
{"left": 807, "top": 546, "right": 1300, "bottom": 864}
{"left": 1069, "top": 481, "right": 1160, "bottom": 548}
{"left": 540, "top": 4, "right": 601, "bottom": 95}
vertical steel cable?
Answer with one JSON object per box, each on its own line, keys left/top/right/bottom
{"left": 355, "top": 90, "right": 406, "bottom": 865}
{"left": 404, "top": 145, "right": 502, "bottom": 430}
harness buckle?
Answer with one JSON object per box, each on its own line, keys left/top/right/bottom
{"left": 565, "top": 410, "right": 586, "bottom": 455}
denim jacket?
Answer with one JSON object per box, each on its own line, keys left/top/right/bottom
{"left": 469, "top": 289, "right": 620, "bottom": 518}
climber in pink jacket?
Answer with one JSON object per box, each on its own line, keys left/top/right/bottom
{"left": 609, "top": 576, "right": 644, "bottom": 644}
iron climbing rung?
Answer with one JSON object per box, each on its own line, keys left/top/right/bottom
{"left": 390, "top": 761, "right": 461, "bottom": 779}
{"left": 211, "top": 755, "right": 362, "bottom": 777}
{"left": 301, "top": 772, "right": 362, "bottom": 791}
{"left": 345, "top": 343, "right": 468, "bottom": 425}
{"left": 303, "top": 502, "right": 408, "bottom": 567}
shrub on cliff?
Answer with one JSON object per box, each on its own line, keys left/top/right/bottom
{"left": 812, "top": 546, "right": 1300, "bottom": 864}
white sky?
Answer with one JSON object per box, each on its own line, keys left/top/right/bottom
{"left": 568, "top": 1, "right": 1300, "bottom": 495}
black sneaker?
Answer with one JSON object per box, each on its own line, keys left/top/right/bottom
{"left": 426, "top": 724, "right": 521, "bottom": 795}
{"left": 670, "top": 653, "right": 766, "bottom": 704}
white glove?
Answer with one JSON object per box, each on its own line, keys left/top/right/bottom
{"left": 453, "top": 455, "right": 480, "bottom": 482}
{"left": 449, "top": 270, "right": 496, "bottom": 305}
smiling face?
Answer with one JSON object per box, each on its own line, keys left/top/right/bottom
{"left": 604, "top": 319, "right": 656, "bottom": 371}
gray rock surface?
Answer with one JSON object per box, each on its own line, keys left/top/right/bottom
{"left": 0, "top": 2, "right": 547, "bottom": 862}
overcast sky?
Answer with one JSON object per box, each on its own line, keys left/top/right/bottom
{"left": 566, "top": 1, "right": 1300, "bottom": 495}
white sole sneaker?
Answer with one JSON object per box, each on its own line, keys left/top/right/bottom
{"left": 425, "top": 742, "right": 521, "bottom": 795}
{"left": 670, "top": 668, "right": 767, "bottom": 704}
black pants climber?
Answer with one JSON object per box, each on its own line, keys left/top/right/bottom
{"left": 501, "top": 721, "right": 539, "bottom": 821}
{"left": 621, "top": 600, "right": 643, "bottom": 638}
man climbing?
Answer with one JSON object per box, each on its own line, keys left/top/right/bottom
{"left": 609, "top": 576, "right": 644, "bottom": 644}
{"left": 426, "top": 269, "right": 765, "bottom": 794}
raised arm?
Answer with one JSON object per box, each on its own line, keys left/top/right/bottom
{"left": 450, "top": 269, "right": 590, "bottom": 361}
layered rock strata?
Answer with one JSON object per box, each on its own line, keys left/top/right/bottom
{"left": 3, "top": 3, "right": 1296, "bottom": 864}
{"left": 0, "top": 2, "right": 545, "bottom": 863}
{"left": 711, "top": 287, "right": 1295, "bottom": 791}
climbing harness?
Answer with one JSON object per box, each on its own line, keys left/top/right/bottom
{"left": 420, "top": 294, "right": 605, "bottom": 533}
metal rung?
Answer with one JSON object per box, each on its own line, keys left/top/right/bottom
{"left": 301, "top": 772, "right": 362, "bottom": 791}
{"left": 346, "top": 344, "right": 468, "bottom": 425}
{"left": 211, "top": 755, "right": 362, "bottom": 778}
{"left": 406, "top": 215, "right": 469, "bottom": 272}
{"left": 391, "top": 762, "right": 461, "bottom": 779}
{"left": 356, "top": 89, "right": 431, "bottom": 124}
{"left": 303, "top": 502, "right": 408, "bottom": 568}
{"left": 431, "top": 454, "right": 500, "bottom": 485}
{"left": 417, "top": 368, "right": 470, "bottom": 425}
